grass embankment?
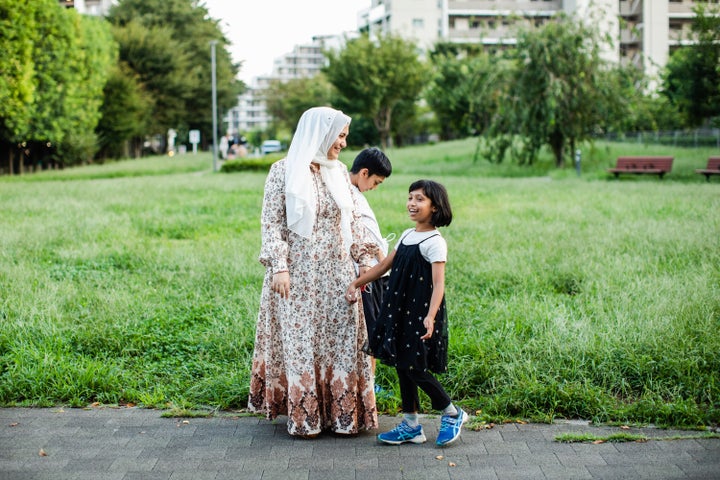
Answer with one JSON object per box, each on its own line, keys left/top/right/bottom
{"left": 0, "top": 139, "right": 718, "bottom": 428}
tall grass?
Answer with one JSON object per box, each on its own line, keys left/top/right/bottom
{"left": 0, "top": 140, "right": 718, "bottom": 427}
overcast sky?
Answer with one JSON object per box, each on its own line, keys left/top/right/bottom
{"left": 202, "top": 0, "right": 372, "bottom": 84}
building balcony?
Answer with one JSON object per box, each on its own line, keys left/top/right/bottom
{"left": 620, "top": 29, "right": 641, "bottom": 45}
{"left": 668, "top": 2, "right": 697, "bottom": 16}
{"left": 449, "top": 24, "right": 515, "bottom": 40}
{"left": 448, "top": 0, "right": 562, "bottom": 13}
{"left": 619, "top": 0, "right": 642, "bottom": 17}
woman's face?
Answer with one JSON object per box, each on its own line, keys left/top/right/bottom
{"left": 326, "top": 125, "right": 349, "bottom": 160}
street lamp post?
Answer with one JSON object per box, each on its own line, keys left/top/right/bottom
{"left": 210, "top": 40, "right": 218, "bottom": 172}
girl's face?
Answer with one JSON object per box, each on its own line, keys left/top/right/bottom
{"left": 326, "top": 125, "right": 349, "bottom": 160}
{"left": 407, "top": 188, "right": 435, "bottom": 226}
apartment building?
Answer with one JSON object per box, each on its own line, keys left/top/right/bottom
{"left": 358, "top": 0, "right": 715, "bottom": 80}
{"left": 620, "top": 0, "right": 716, "bottom": 80}
{"left": 225, "top": 76, "right": 274, "bottom": 135}
{"left": 224, "top": 34, "right": 353, "bottom": 135}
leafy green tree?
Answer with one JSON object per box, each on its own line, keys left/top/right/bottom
{"left": 56, "top": 14, "right": 116, "bottom": 165}
{"left": 0, "top": 0, "right": 35, "bottom": 145}
{"left": 95, "top": 63, "right": 154, "bottom": 159}
{"left": 662, "top": 4, "right": 720, "bottom": 127}
{"left": 0, "top": 0, "right": 115, "bottom": 170}
{"left": 26, "top": 0, "right": 78, "bottom": 152}
{"left": 263, "top": 75, "right": 335, "bottom": 134}
{"left": 325, "top": 34, "right": 428, "bottom": 149}
{"left": 110, "top": 20, "right": 192, "bottom": 137}
{"left": 485, "top": 14, "right": 623, "bottom": 167}
{"left": 609, "top": 65, "right": 684, "bottom": 133}
{"left": 427, "top": 47, "right": 512, "bottom": 140}
{"left": 108, "top": 0, "right": 243, "bottom": 151}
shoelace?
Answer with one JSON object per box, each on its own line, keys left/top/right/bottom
{"left": 398, "top": 422, "right": 413, "bottom": 433}
{"left": 440, "top": 416, "right": 456, "bottom": 428}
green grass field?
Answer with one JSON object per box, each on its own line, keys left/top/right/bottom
{"left": 1, "top": 139, "right": 718, "bottom": 427}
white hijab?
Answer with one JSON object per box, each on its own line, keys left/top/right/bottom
{"left": 285, "top": 107, "right": 353, "bottom": 251}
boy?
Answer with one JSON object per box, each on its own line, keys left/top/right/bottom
{"left": 349, "top": 147, "right": 393, "bottom": 368}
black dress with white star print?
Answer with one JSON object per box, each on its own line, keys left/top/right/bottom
{"left": 365, "top": 233, "right": 448, "bottom": 373}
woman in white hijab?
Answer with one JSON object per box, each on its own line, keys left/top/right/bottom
{"left": 248, "top": 106, "right": 378, "bottom": 437}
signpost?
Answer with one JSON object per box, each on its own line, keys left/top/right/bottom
{"left": 189, "top": 129, "right": 200, "bottom": 154}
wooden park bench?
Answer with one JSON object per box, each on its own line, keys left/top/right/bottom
{"left": 607, "top": 156, "right": 674, "bottom": 179}
{"left": 695, "top": 157, "right": 720, "bottom": 181}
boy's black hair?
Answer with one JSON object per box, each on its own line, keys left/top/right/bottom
{"left": 409, "top": 179, "right": 453, "bottom": 227}
{"left": 350, "top": 147, "right": 392, "bottom": 177}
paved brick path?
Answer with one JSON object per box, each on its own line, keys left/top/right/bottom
{"left": 1, "top": 408, "right": 718, "bottom": 479}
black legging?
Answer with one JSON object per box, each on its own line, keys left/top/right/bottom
{"left": 397, "top": 368, "right": 452, "bottom": 413}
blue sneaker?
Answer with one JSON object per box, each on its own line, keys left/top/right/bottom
{"left": 377, "top": 421, "right": 427, "bottom": 445}
{"left": 436, "top": 409, "right": 468, "bottom": 446}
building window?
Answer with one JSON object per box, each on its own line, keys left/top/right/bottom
{"left": 413, "top": 18, "right": 424, "bottom": 29}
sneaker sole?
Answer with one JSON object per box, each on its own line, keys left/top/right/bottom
{"left": 377, "top": 433, "right": 427, "bottom": 445}
{"left": 436, "top": 411, "right": 468, "bottom": 447}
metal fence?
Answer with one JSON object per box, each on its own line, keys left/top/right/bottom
{"left": 600, "top": 128, "right": 720, "bottom": 149}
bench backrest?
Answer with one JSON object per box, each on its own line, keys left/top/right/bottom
{"left": 615, "top": 156, "right": 674, "bottom": 172}
{"left": 707, "top": 157, "right": 720, "bottom": 170}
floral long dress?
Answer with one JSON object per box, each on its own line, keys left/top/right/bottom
{"left": 248, "top": 159, "right": 378, "bottom": 436}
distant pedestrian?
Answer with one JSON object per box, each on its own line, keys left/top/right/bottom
{"left": 346, "top": 179, "right": 467, "bottom": 447}
{"left": 219, "top": 134, "right": 229, "bottom": 160}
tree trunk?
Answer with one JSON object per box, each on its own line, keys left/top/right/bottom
{"left": 550, "top": 130, "right": 565, "bottom": 168}
{"left": 375, "top": 107, "right": 393, "bottom": 150}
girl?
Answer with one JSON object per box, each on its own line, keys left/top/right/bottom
{"left": 345, "top": 179, "right": 466, "bottom": 447}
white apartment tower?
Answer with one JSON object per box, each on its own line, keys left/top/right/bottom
{"left": 358, "top": 0, "right": 713, "bottom": 80}
{"left": 225, "top": 34, "right": 354, "bottom": 135}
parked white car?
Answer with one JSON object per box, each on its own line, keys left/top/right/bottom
{"left": 261, "top": 140, "right": 283, "bottom": 155}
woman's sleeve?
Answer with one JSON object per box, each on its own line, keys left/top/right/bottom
{"left": 258, "top": 162, "right": 289, "bottom": 272}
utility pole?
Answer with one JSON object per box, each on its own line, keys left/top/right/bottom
{"left": 210, "top": 40, "right": 218, "bottom": 172}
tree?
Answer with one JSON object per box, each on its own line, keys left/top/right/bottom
{"left": 485, "top": 14, "right": 623, "bottom": 167}
{"left": 110, "top": 20, "right": 192, "bottom": 137}
{"left": 609, "top": 65, "right": 684, "bottom": 133}
{"left": 0, "top": 0, "right": 115, "bottom": 171}
{"left": 56, "top": 14, "right": 116, "bottom": 165}
{"left": 95, "top": 63, "right": 154, "bottom": 159}
{"left": 325, "top": 34, "right": 428, "bottom": 149}
{"left": 263, "top": 75, "right": 335, "bottom": 134}
{"left": 0, "top": 0, "right": 35, "bottom": 144}
{"left": 427, "top": 47, "right": 512, "bottom": 141}
{"left": 662, "top": 4, "right": 720, "bottom": 127}
{"left": 108, "top": 0, "right": 243, "bottom": 152}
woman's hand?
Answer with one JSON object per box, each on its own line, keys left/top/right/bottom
{"left": 271, "top": 271, "right": 290, "bottom": 299}
{"left": 420, "top": 316, "right": 435, "bottom": 340}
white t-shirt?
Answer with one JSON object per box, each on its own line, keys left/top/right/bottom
{"left": 395, "top": 228, "right": 447, "bottom": 263}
